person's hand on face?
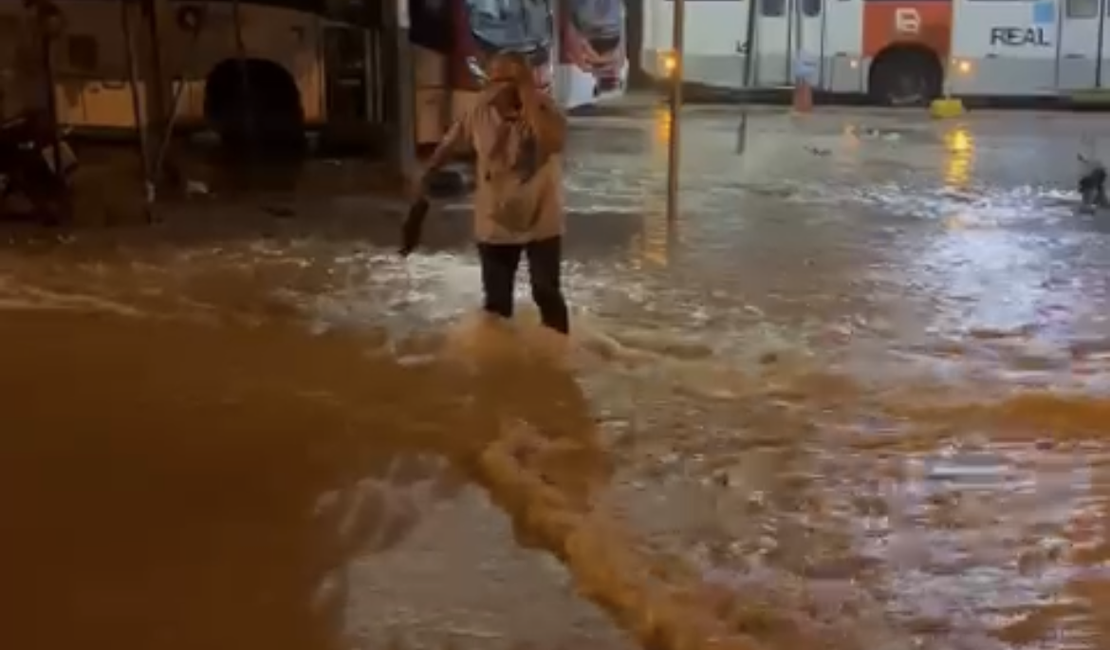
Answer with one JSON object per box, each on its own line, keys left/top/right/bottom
{"left": 489, "top": 80, "right": 521, "bottom": 120}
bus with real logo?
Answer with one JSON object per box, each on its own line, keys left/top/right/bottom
{"left": 640, "top": 0, "right": 1108, "bottom": 105}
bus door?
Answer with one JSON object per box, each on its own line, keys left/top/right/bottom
{"left": 1057, "top": 0, "right": 1104, "bottom": 89}
{"left": 753, "top": 0, "right": 824, "bottom": 87}
{"left": 793, "top": 0, "right": 824, "bottom": 87}
{"left": 322, "top": 24, "right": 373, "bottom": 124}
{"left": 754, "top": 0, "right": 791, "bottom": 86}
{"left": 820, "top": 0, "right": 863, "bottom": 93}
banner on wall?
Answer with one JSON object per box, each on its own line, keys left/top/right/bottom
{"left": 464, "top": 0, "right": 553, "bottom": 54}
{"left": 561, "top": 0, "right": 625, "bottom": 88}
{"left": 459, "top": 0, "right": 625, "bottom": 89}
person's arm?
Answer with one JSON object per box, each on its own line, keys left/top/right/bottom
{"left": 423, "top": 113, "right": 472, "bottom": 174}
{"left": 520, "top": 89, "right": 567, "bottom": 157}
{"left": 409, "top": 111, "right": 473, "bottom": 199}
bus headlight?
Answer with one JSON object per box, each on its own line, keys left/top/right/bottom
{"left": 952, "top": 59, "right": 972, "bottom": 75}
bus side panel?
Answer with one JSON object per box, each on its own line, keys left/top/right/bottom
{"left": 949, "top": 0, "right": 1056, "bottom": 96}
{"left": 53, "top": 1, "right": 321, "bottom": 131}
{"left": 233, "top": 4, "right": 322, "bottom": 123}
{"left": 643, "top": 0, "right": 752, "bottom": 89}
{"left": 148, "top": 2, "right": 320, "bottom": 127}
{"left": 822, "top": 0, "right": 865, "bottom": 93}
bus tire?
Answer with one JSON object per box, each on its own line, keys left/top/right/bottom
{"left": 868, "top": 46, "right": 943, "bottom": 107}
{"left": 204, "top": 58, "right": 306, "bottom": 153}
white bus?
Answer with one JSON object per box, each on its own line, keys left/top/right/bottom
{"left": 0, "top": 0, "right": 628, "bottom": 146}
{"left": 641, "top": 0, "right": 1110, "bottom": 105}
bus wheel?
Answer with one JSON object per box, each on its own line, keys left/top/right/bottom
{"left": 204, "top": 58, "right": 306, "bottom": 152}
{"left": 868, "top": 46, "right": 943, "bottom": 107}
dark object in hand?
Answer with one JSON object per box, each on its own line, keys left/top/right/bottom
{"left": 399, "top": 196, "right": 429, "bottom": 257}
{"left": 1079, "top": 162, "right": 1108, "bottom": 209}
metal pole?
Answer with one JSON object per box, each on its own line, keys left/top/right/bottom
{"left": 793, "top": 0, "right": 803, "bottom": 77}
{"left": 141, "top": 0, "right": 168, "bottom": 149}
{"left": 384, "top": 0, "right": 416, "bottom": 179}
{"left": 396, "top": 0, "right": 416, "bottom": 176}
{"left": 737, "top": 0, "right": 758, "bottom": 154}
{"left": 665, "top": 0, "right": 684, "bottom": 223}
{"left": 35, "top": 5, "right": 62, "bottom": 180}
{"left": 153, "top": 30, "right": 201, "bottom": 180}
{"left": 120, "top": 0, "right": 154, "bottom": 217}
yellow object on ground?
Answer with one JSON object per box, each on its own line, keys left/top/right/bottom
{"left": 930, "top": 97, "right": 965, "bottom": 119}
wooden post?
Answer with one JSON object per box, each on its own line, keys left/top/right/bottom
{"left": 664, "top": 0, "right": 684, "bottom": 223}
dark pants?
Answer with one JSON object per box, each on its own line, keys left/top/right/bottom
{"left": 477, "top": 236, "right": 570, "bottom": 334}
{"left": 1080, "top": 166, "right": 1109, "bottom": 208}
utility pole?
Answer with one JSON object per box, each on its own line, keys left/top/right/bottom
{"left": 664, "top": 0, "right": 684, "bottom": 223}
{"left": 736, "top": 0, "right": 758, "bottom": 154}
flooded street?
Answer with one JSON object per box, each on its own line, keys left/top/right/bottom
{"left": 3, "top": 107, "right": 1110, "bottom": 650}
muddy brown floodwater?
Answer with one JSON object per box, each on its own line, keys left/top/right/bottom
{"left": 3, "top": 108, "right": 1110, "bottom": 650}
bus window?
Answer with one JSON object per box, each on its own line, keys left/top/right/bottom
{"left": 800, "top": 0, "right": 820, "bottom": 16}
{"left": 1067, "top": 0, "right": 1098, "bottom": 16}
{"left": 760, "top": 0, "right": 784, "bottom": 16}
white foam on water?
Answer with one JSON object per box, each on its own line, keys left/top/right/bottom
{"left": 800, "top": 181, "right": 1079, "bottom": 227}
{"left": 0, "top": 273, "right": 147, "bottom": 317}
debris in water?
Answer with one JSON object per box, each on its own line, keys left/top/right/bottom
{"left": 262, "top": 205, "right": 296, "bottom": 218}
{"left": 185, "top": 179, "right": 210, "bottom": 197}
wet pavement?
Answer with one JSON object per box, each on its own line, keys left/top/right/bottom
{"left": 4, "top": 107, "right": 1110, "bottom": 650}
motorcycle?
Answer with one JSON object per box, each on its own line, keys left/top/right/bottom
{"left": 0, "top": 109, "right": 77, "bottom": 224}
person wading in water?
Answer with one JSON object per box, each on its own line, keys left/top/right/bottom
{"left": 411, "top": 51, "right": 570, "bottom": 335}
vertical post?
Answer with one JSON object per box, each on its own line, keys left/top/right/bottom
{"left": 737, "top": 0, "right": 758, "bottom": 154}
{"left": 665, "top": 0, "right": 684, "bottom": 223}
{"left": 386, "top": 0, "right": 416, "bottom": 179}
{"left": 34, "top": 2, "right": 62, "bottom": 179}
{"left": 140, "top": 0, "right": 171, "bottom": 189}
{"left": 140, "top": 0, "right": 168, "bottom": 144}
{"left": 120, "top": 0, "right": 154, "bottom": 217}
{"left": 793, "top": 0, "right": 803, "bottom": 69}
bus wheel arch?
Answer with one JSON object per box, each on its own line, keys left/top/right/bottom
{"left": 203, "top": 58, "right": 305, "bottom": 149}
{"left": 868, "top": 44, "right": 943, "bottom": 106}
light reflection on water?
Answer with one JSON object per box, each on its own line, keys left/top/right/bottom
{"left": 3, "top": 113, "right": 1110, "bottom": 650}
